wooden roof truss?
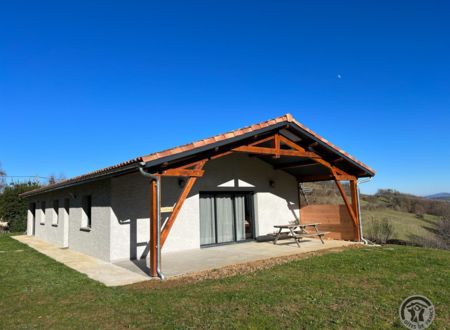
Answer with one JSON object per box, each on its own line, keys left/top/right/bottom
{"left": 146, "top": 132, "right": 361, "bottom": 277}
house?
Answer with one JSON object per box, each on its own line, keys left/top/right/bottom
{"left": 22, "top": 114, "right": 375, "bottom": 278}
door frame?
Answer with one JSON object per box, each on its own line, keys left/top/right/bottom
{"left": 199, "top": 191, "right": 256, "bottom": 247}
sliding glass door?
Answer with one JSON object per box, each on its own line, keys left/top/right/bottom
{"left": 200, "top": 192, "right": 253, "bottom": 246}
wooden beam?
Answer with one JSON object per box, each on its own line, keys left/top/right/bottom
{"left": 274, "top": 134, "right": 281, "bottom": 158}
{"left": 149, "top": 178, "right": 158, "bottom": 277}
{"left": 334, "top": 179, "right": 359, "bottom": 241}
{"left": 160, "top": 169, "right": 204, "bottom": 177}
{"left": 250, "top": 135, "right": 275, "bottom": 147}
{"left": 160, "top": 160, "right": 207, "bottom": 246}
{"left": 275, "top": 162, "right": 320, "bottom": 170}
{"left": 298, "top": 174, "right": 334, "bottom": 182}
{"left": 232, "top": 145, "right": 317, "bottom": 158}
{"left": 278, "top": 135, "right": 353, "bottom": 179}
{"left": 210, "top": 151, "right": 232, "bottom": 160}
{"left": 350, "top": 180, "right": 361, "bottom": 241}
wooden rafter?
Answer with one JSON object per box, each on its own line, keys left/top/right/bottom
{"left": 278, "top": 135, "right": 350, "bottom": 177}
{"left": 298, "top": 173, "right": 355, "bottom": 182}
{"left": 160, "top": 160, "right": 207, "bottom": 246}
{"left": 160, "top": 168, "right": 204, "bottom": 177}
{"left": 275, "top": 161, "right": 320, "bottom": 170}
{"left": 232, "top": 145, "right": 317, "bottom": 158}
{"left": 249, "top": 135, "right": 276, "bottom": 147}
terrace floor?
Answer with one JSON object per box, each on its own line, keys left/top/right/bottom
{"left": 115, "top": 238, "right": 358, "bottom": 279}
{"left": 13, "top": 235, "right": 149, "bottom": 287}
{"left": 13, "top": 235, "right": 358, "bottom": 285}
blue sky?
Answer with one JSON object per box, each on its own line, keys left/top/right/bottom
{"left": 1, "top": 1, "right": 449, "bottom": 195}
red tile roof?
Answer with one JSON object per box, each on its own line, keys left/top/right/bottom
{"left": 21, "top": 114, "right": 375, "bottom": 197}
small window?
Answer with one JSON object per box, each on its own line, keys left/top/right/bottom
{"left": 52, "top": 200, "right": 59, "bottom": 226}
{"left": 81, "top": 195, "right": 92, "bottom": 229}
{"left": 40, "top": 201, "right": 46, "bottom": 224}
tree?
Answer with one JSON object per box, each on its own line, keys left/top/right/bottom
{"left": 0, "top": 163, "right": 6, "bottom": 192}
{"left": 0, "top": 182, "right": 41, "bottom": 232}
{"left": 48, "top": 173, "right": 66, "bottom": 185}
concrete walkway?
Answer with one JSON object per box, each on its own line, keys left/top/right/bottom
{"left": 115, "top": 239, "right": 358, "bottom": 278}
{"left": 13, "top": 235, "right": 149, "bottom": 287}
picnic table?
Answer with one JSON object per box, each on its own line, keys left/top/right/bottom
{"left": 273, "top": 223, "right": 327, "bottom": 247}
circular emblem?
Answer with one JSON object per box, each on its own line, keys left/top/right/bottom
{"left": 399, "top": 295, "right": 435, "bottom": 329}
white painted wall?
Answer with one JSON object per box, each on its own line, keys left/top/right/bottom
{"left": 110, "top": 172, "right": 151, "bottom": 261}
{"left": 26, "top": 206, "right": 35, "bottom": 236}
{"left": 67, "top": 180, "right": 111, "bottom": 261}
{"left": 27, "top": 179, "right": 112, "bottom": 261}
{"left": 32, "top": 191, "right": 65, "bottom": 247}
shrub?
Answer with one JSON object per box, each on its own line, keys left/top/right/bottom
{"left": 365, "top": 217, "right": 395, "bottom": 244}
{"left": 436, "top": 218, "right": 450, "bottom": 248}
{"left": 0, "top": 182, "right": 40, "bottom": 233}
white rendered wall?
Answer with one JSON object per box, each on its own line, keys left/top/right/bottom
{"left": 27, "top": 179, "right": 112, "bottom": 261}
{"left": 32, "top": 191, "right": 66, "bottom": 247}
{"left": 26, "top": 207, "right": 34, "bottom": 236}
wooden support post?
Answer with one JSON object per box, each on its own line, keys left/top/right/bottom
{"left": 296, "top": 179, "right": 302, "bottom": 223}
{"left": 350, "top": 180, "right": 361, "bottom": 241}
{"left": 334, "top": 179, "right": 360, "bottom": 241}
{"left": 149, "top": 178, "right": 158, "bottom": 277}
{"left": 274, "top": 134, "right": 281, "bottom": 158}
{"left": 160, "top": 160, "right": 206, "bottom": 246}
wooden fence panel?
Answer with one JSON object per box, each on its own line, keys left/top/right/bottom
{"left": 300, "top": 204, "right": 357, "bottom": 240}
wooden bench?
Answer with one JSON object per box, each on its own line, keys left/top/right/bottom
{"left": 273, "top": 223, "right": 328, "bottom": 247}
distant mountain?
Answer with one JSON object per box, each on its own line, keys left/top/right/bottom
{"left": 426, "top": 193, "right": 450, "bottom": 201}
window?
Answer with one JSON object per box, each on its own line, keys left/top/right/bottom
{"left": 81, "top": 195, "right": 92, "bottom": 229}
{"left": 40, "top": 201, "right": 46, "bottom": 224}
{"left": 52, "top": 200, "right": 59, "bottom": 226}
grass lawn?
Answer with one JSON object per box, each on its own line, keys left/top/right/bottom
{"left": 362, "top": 208, "right": 441, "bottom": 243}
{"left": 1, "top": 235, "right": 449, "bottom": 329}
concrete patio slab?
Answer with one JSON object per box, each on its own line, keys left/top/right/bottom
{"left": 115, "top": 238, "right": 358, "bottom": 279}
{"left": 12, "top": 235, "right": 149, "bottom": 287}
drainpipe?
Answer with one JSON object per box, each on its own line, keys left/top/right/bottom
{"left": 138, "top": 162, "right": 165, "bottom": 280}
{"left": 357, "top": 177, "right": 373, "bottom": 245}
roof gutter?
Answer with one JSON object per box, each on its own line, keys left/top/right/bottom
{"left": 138, "top": 162, "right": 165, "bottom": 280}
{"left": 356, "top": 177, "right": 378, "bottom": 245}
